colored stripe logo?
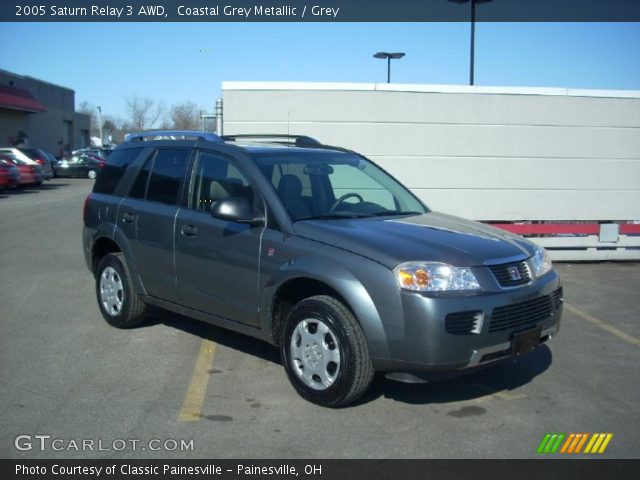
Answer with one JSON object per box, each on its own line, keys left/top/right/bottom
{"left": 537, "top": 433, "right": 613, "bottom": 454}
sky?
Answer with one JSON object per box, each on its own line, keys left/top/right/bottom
{"left": 1, "top": 22, "right": 639, "bottom": 122}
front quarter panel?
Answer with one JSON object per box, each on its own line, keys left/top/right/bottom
{"left": 259, "top": 231, "right": 408, "bottom": 360}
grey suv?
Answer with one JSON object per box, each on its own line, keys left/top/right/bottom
{"left": 83, "top": 131, "right": 563, "bottom": 407}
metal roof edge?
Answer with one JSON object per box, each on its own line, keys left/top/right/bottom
{"left": 221, "top": 81, "right": 640, "bottom": 99}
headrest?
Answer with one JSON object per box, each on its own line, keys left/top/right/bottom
{"left": 209, "top": 181, "right": 231, "bottom": 201}
{"left": 277, "top": 174, "right": 303, "bottom": 198}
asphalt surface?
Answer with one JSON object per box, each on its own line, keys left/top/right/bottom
{"left": 1, "top": 178, "right": 639, "bottom": 459}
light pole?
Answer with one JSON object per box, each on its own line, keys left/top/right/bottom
{"left": 96, "top": 106, "right": 103, "bottom": 146}
{"left": 373, "top": 52, "right": 405, "bottom": 83}
{"left": 449, "top": 0, "right": 492, "bottom": 85}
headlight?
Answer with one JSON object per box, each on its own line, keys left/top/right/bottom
{"left": 530, "top": 246, "right": 553, "bottom": 278}
{"left": 393, "top": 262, "right": 481, "bottom": 292}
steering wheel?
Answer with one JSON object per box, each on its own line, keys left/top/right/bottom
{"left": 328, "top": 193, "right": 364, "bottom": 213}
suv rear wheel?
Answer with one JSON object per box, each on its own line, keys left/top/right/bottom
{"left": 87, "top": 169, "right": 98, "bottom": 179}
{"left": 96, "top": 253, "right": 147, "bottom": 328}
{"left": 281, "top": 295, "right": 374, "bottom": 407}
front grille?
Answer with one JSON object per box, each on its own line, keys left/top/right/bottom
{"left": 445, "top": 310, "right": 482, "bottom": 335}
{"left": 552, "top": 287, "right": 563, "bottom": 309}
{"left": 489, "top": 295, "right": 553, "bottom": 333}
{"left": 489, "top": 261, "right": 531, "bottom": 287}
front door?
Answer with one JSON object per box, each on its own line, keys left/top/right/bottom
{"left": 175, "top": 150, "right": 263, "bottom": 326}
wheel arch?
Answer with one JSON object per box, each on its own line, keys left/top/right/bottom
{"left": 90, "top": 229, "right": 147, "bottom": 297}
{"left": 269, "top": 277, "right": 352, "bottom": 345}
{"left": 261, "top": 257, "right": 390, "bottom": 360}
{"left": 91, "top": 236, "right": 122, "bottom": 273}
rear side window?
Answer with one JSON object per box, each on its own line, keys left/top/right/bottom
{"left": 146, "top": 149, "right": 190, "bottom": 205}
{"left": 93, "top": 148, "right": 143, "bottom": 194}
{"left": 129, "top": 148, "right": 190, "bottom": 205}
{"left": 129, "top": 156, "right": 152, "bottom": 199}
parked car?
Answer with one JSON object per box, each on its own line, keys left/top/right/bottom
{"left": 42, "top": 150, "right": 62, "bottom": 176}
{"left": 0, "top": 147, "right": 47, "bottom": 174}
{"left": 18, "top": 147, "right": 55, "bottom": 180}
{"left": 0, "top": 152, "right": 44, "bottom": 187}
{"left": 83, "top": 152, "right": 107, "bottom": 164}
{"left": 83, "top": 131, "right": 563, "bottom": 407}
{"left": 55, "top": 154, "right": 104, "bottom": 179}
{"left": 73, "top": 147, "right": 112, "bottom": 159}
{"left": 0, "top": 158, "right": 21, "bottom": 191}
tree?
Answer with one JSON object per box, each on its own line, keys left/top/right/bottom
{"left": 170, "top": 101, "right": 202, "bottom": 130}
{"left": 99, "top": 115, "right": 132, "bottom": 145}
{"left": 78, "top": 101, "right": 99, "bottom": 138}
{"left": 124, "top": 94, "right": 164, "bottom": 131}
{"left": 102, "top": 119, "right": 117, "bottom": 134}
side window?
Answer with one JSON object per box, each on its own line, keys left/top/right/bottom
{"left": 93, "top": 148, "right": 143, "bottom": 194}
{"left": 189, "top": 152, "right": 254, "bottom": 212}
{"left": 146, "top": 149, "right": 190, "bottom": 205}
{"left": 129, "top": 156, "right": 152, "bottom": 199}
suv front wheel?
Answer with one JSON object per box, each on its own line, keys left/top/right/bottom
{"left": 96, "top": 253, "right": 147, "bottom": 328}
{"left": 281, "top": 295, "right": 375, "bottom": 407}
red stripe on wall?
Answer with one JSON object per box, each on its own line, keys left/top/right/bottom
{"left": 489, "top": 223, "right": 640, "bottom": 235}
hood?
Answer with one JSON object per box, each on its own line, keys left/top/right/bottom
{"left": 293, "top": 211, "right": 535, "bottom": 269}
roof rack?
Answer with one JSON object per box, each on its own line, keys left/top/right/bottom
{"left": 125, "top": 130, "right": 222, "bottom": 143}
{"left": 222, "top": 134, "right": 321, "bottom": 147}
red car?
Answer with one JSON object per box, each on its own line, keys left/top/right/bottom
{"left": 0, "top": 159, "right": 20, "bottom": 191}
{"left": 18, "top": 147, "right": 55, "bottom": 180}
{"left": 0, "top": 153, "right": 44, "bottom": 187}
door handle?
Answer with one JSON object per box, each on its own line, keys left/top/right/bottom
{"left": 181, "top": 224, "right": 197, "bottom": 236}
{"left": 122, "top": 212, "right": 136, "bottom": 223}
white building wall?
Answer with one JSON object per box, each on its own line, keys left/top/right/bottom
{"left": 222, "top": 82, "right": 640, "bottom": 223}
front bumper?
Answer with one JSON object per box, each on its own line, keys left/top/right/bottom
{"left": 372, "top": 269, "right": 562, "bottom": 375}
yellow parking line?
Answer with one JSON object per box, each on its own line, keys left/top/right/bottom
{"left": 564, "top": 303, "right": 640, "bottom": 347}
{"left": 178, "top": 339, "right": 216, "bottom": 422}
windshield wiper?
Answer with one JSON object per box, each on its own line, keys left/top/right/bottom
{"left": 370, "top": 210, "right": 424, "bottom": 217}
{"left": 294, "top": 213, "right": 372, "bottom": 221}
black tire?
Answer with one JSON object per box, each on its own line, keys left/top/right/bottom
{"left": 87, "top": 169, "right": 97, "bottom": 179}
{"left": 95, "top": 253, "right": 147, "bottom": 328}
{"left": 281, "top": 295, "right": 375, "bottom": 407}
{"left": 35, "top": 181, "right": 43, "bottom": 186}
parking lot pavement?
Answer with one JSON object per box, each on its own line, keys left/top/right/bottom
{"left": 1, "top": 179, "right": 639, "bottom": 459}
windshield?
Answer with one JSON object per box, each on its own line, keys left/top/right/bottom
{"left": 253, "top": 151, "right": 427, "bottom": 221}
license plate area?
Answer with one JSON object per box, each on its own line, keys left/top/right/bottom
{"left": 512, "top": 326, "right": 542, "bottom": 356}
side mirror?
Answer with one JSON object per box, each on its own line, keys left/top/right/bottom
{"left": 211, "top": 198, "right": 264, "bottom": 226}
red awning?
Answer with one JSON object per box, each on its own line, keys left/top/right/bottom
{"left": 0, "top": 85, "right": 47, "bottom": 113}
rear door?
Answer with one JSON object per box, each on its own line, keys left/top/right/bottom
{"left": 174, "top": 150, "right": 264, "bottom": 326}
{"left": 117, "top": 147, "right": 191, "bottom": 302}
